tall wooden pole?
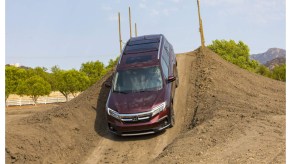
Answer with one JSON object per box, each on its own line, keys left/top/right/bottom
{"left": 118, "top": 12, "right": 122, "bottom": 54}
{"left": 129, "top": 7, "right": 132, "bottom": 38}
{"left": 135, "top": 23, "right": 137, "bottom": 37}
{"left": 197, "top": 0, "right": 205, "bottom": 48}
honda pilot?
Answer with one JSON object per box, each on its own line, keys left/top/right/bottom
{"left": 105, "top": 34, "right": 178, "bottom": 136}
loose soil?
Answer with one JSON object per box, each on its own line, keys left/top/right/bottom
{"left": 5, "top": 47, "right": 285, "bottom": 164}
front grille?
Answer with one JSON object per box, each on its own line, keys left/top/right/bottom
{"left": 120, "top": 112, "right": 152, "bottom": 123}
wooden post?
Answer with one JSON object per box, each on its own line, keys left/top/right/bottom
{"left": 135, "top": 23, "right": 137, "bottom": 37}
{"left": 129, "top": 7, "right": 132, "bottom": 38}
{"left": 118, "top": 12, "right": 122, "bottom": 54}
{"left": 197, "top": 0, "right": 205, "bottom": 48}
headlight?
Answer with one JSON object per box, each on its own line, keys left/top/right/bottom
{"left": 151, "top": 102, "right": 166, "bottom": 117}
{"left": 107, "top": 107, "right": 120, "bottom": 120}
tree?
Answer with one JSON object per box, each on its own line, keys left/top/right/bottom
{"left": 54, "top": 69, "right": 90, "bottom": 101}
{"left": 256, "top": 65, "right": 272, "bottom": 77}
{"left": 272, "top": 64, "right": 286, "bottom": 81}
{"left": 106, "top": 57, "right": 119, "bottom": 71}
{"left": 208, "top": 39, "right": 259, "bottom": 72}
{"left": 16, "top": 76, "right": 51, "bottom": 105}
{"left": 27, "top": 66, "right": 55, "bottom": 88}
{"left": 27, "top": 67, "right": 48, "bottom": 78}
{"left": 49, "top": 65, "right": 62, "bottom": 91}
{"left": 80, "top": 61, "right": 105, "bottom": 86}
{"left": 5, "top": 66, "right": 28, "bottom": 102}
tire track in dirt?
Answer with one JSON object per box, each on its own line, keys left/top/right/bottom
{"left": 83, "top": 53, "right": 194, "bottom": 164}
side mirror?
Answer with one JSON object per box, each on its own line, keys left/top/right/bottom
{"left": 104, "top": 82, "right": 112, "bottom": 88}
{"left": 167, "top": 76, "right": 176, "bottom": 83}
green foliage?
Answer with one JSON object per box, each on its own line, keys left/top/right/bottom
{"left": 16, "top": 75, "right": 51, "bottom": 104}
{"left": 208, "top": 40, "right": 259, "bottom": 72}
{"left": 51, "top": 65, "right": 62, "bottom": 73}
{"left": 53, "top": 69, "right": 90, "bottom": 101}
{"left": 272, "top": 64, "right": 286, "bottom": 81}
{"left": 27, "top": 67, "right": 48, "bottom": 77}
{"left": 49, "top": 65, "right": 62, "bottom": 91}
{"left": 106, "top": 57, "right": 119, "bottom": 70}
{"left": 208, "top": 39, "right": 286, "bottom": 82}
{"left": 5, "top": 66, "right": 28, "bottom": 101}
{"left": 256, "top": 65, "right": 272, "bottom": 77}
{"left": 63, "top": 70, "right": 90, "bottom": 96}
{"left": 27, "top": 67, "right": 56, "bottom": 91}
{"left": 80, "top": 60, "right": 105, "bottom": 86}
{"left": 5, "top": 57, "right": 120, "bottom": 104}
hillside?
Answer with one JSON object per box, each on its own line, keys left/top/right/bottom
{"left": 6, "top": 47, "right": 285, "bottom": 164}
{"left": 251, "top": 48, "right": 286, "bottom": 64}
{"left": 155, "top": 48, "right": 285, "bottom": 163}
{"left": 264, "top": 57, "right": 286, "bottom": 70}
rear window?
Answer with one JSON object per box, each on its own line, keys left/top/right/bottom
{"left": 125, "top": 55, "right": 152, "bottom": 64}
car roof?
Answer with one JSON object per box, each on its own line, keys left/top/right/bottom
{"left": 117, "top": 34, "right": 164, "bottom": 70}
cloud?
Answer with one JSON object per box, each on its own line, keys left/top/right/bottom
{"left": 101, "top": 5, "right": 112, "bottom": 11}
{"left": 108, "top": 14, "right": 118, "bottom": 21}
{"left": 139, "top": 1, "right": 179, "bottom": 17}
{"left": 203, "top": 0, "right": 244, "bottom": 6}
{"left": 162, "top": 8, "right": 178, "bottom": 16}
{"left": 139, "top": 3, "right": 147, "bottom": 9}
{"left": 203, "top": 0, "right": 285, "bottom": 24}
{"left": 150, "top": 9, "right": 160, "bottom": 16}
{"left": 250, "top": 0, "right": 285, "bottom": 23}
{"left": 171, "top": 0, "right": 181, "bottom": 3}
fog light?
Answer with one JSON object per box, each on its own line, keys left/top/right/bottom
{"left": 108, "top": 124, "right": 114, "bottom": 130}
{"left": 164, "top": 120, "right": 168, "bottom": 125}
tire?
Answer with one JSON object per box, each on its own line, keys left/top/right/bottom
{"left": 175, "top": 66, "right": 179, "bottom": 88}
{"left": 169, "top": 101, "right": 175, "bottom": 128}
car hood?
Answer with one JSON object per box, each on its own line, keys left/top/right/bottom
{"left": 107, "top": 89, "right": 165, "bottom": 114}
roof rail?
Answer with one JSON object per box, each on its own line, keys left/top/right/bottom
{"left": 157, "top": 35, "right": 163, "bottom": 59}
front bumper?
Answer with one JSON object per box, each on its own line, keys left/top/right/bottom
{"left": 107, "top": 109, "right": 170, "bottom": 136}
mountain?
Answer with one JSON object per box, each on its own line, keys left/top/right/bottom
{"left": 264, "top": 57, "right": 286, "bottom": 70}
{"left": 250, "top": 48, "right": 286, "bottom": 64}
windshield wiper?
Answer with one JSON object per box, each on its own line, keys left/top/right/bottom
{"left": 113, "top": 90, "right": 129, "bottom": 94}
{"left": 134, "top": 89, "right": 154, "bottom": 93}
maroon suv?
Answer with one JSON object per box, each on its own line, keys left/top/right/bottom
{"left": 105, "top": 34, "right": 179, "bottom": 136}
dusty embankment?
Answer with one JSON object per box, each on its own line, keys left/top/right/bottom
{"left": 6, "top": 47, "right": 285, "bottom": 164}
{"left": 155, "top": 48, "right": 286, "bottom": 163}
{"left": 5, "top": 70, "right": 114, "bottom": 164}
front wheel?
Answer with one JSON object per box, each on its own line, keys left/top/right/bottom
{"left": 175, "top": 66, "right": 179, "bottom": 88}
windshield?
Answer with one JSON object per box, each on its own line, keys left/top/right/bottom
{"left": 113, "top": 66, "right": 163, "bottom": 93}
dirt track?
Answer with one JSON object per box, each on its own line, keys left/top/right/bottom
{"left": 83, "top": 51, "right": 192, "bottom": 164}
{"left": 6, "top": 48, "right": 286, "bottom": 163}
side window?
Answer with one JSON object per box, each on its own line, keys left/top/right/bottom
{"left": 169, "top": 47, "right": 174, "bottom": 63}
{"left": 161, "top": 58, "right": 169, "bottom": 78}
{"left": 164, "top": 40, "right": 170, "bottom": 53}
{"left": 162, "top": 48, "right": 170, "bottom": 66}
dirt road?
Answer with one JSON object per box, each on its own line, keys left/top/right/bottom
{"left": 83, "top": 53, "right": 193, "bottom": 164}
{"left": 6, "top": 48, "right": 285, "bottom": 164}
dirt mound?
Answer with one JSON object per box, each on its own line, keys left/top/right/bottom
{"left": 155, "top": 48, "right": 285, "bottom": 163}
{"left": 5, "top": 71, "right": 113, "bottom": 164}
{"left": 5, "top": 47, "right": 285, "bottom": 164}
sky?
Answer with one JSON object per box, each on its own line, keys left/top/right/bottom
{"left": 5, "top": 0, "right": 286, "bottom": 70}
{"left": 0, "top": 1, "right": 289, "bottom": 163}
